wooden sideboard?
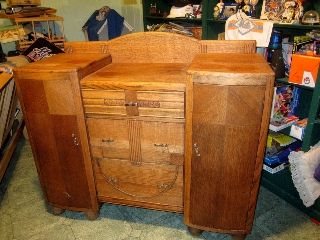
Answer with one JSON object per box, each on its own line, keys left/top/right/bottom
{"left": 14, "top": 32, "right": 274, "bottom": 239}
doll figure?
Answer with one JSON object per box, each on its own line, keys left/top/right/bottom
{"left": 282, "top": 0, "right": 298, "bottom": 23}
{"left": 235, "top": 0, "right": 243, "bottom": 10}
{"left": 243, "top": 0, "right": 252, "bottom": 16}
{"left": 213, "top": 6, "right": 220, "bottom": 19}
{"left": 214, "top": 0, "right": 224, "bottom": 19}
{"left": 217, "top": 0, "right": 224, "bottom": 14}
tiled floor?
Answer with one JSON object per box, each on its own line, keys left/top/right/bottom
{"left": 0, "top": 139, "right": 319, "bottom": 240}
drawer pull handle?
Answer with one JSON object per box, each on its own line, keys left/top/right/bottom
{"left": 125, "top": 102, "right": 138, "bottom": 107}
{"left": 102, "top": 138, "right": 114, "bottom": 143}
{"left": 154, "top": 143, "right": 169, "bottom": 153}
{"left": 193, "top": 143, "right": 201, "bottom": 157}
{"left": 157, "top": 183, "right": 170, "bottom": 190}
{"left": 154, "top": 143, "right": 168, "bottom": 147}
{"left": 107, "top": 176, "right": 118, "bottom": 184}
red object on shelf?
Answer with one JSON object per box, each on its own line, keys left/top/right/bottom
{"left": 310, "top": 218, "right": 320, "bottom": 225}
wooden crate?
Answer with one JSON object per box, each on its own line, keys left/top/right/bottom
{"left": 6, "top": 0, "right": 41, "bottom": 6}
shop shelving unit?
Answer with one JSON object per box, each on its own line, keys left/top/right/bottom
{"left": 142, "top": 0, "right": 320, "bottom": 221}
{"left": 15, "top": 15, "right": 64, "bottom": 51}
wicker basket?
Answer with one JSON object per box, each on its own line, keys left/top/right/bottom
{"left": 6, "top": 0, "right": 41, "bottom": 6}
{"left": 186, "top": 27, "right": 202, "bottom": 40}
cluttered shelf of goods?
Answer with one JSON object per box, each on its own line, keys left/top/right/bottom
{"left": 143, "top": 0, "right": 203, "bottom": 39}
{"left": 0, "top": 0, "right": 64, "bottom": 52}
{"left": 191, "top": 0, "right": 320, "bottom": 221}
{"left": 0, "top": 0, "right": 64, "bottom": 181}
{"left": 252, "top": 1, "right": 320, "bottom": 222}
{"left": 0, "top": 56, "right": 28, "bottom": 183}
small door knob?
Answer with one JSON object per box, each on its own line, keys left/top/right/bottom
{"left": 71, "top": 133, "right": 79, "bottom": 146}
{"left": 193, "top": 143, "right": 200, "bottom": 157}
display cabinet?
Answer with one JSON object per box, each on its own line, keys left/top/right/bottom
{"left": 0, "top": 56, "right": 28, "bottom": 183}
{"left": 15, "top": 15, "right": 64, "bottom": 51}
{"left": 142, "top": 0, "right": 320, "bottom": 221}
{"left": 142, "top": 1, "right": 320, "bottom": 40}
{"left": 142, "top": 0, "right": 203, "bottom": 38}
{"left": 262, "top": 74, "right": 320, "bottom": 221}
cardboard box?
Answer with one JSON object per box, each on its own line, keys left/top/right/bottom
{"left": 290, "top": 118, "right": 308, "bottom": 140}
{"left": 289, "top": 54, "right": 320, "bottom": 88}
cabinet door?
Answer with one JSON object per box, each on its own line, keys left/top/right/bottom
{"left": 18, "top": 78, "right": 95, "bottom": 210}
{"left": 187, "top": 84, "right": 265, "bottom": 231}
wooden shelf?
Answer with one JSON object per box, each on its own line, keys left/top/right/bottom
{"left": 13, "top": 15, "right": 65, "bottom": 51}
{"left": 0, "top": 73, "right": 14, "bottom": 91}
{"left": 145, "top": 16, "right": 202, "bottom": 23}
{"left": 262, "top": 168, "right": 320, "bottom": 220}
{"left": 276, "top": 78, "right": 314, "bottom": 91}
{"left": 15, "top": 15, "right": 63, "bottom": 22}
{"left": 0, "top": 56, "right": 31, "bottom": 183}
{"left": 0, "top": 121, "right": 24, "bottom": 182}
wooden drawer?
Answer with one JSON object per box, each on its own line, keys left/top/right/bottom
{"left": 87, "top": 118, "right": 184, "bottom": 164}
{"left": 82, "top": 89, "right": 185, "bottom": 119}
{"left": 93, "top": 157, "right": 183, "bottom": 211}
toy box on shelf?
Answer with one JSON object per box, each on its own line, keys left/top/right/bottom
{"left": 289, "top": 54, "right": 320, "bottom": 88}
{"left": 264, "top": 132, "right": 301, "bottom": 174}
{"left": 269, "top": 85, "right": 301, "bottom": 132}
{"left": 290, "top": 118, "right": 308, "bottom": 140}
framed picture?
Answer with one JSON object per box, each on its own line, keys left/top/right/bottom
{"left": 260, "top": 0, "right": 285, "bottom": 21}
{"left": 220, "top": 3, "right": 237, "bottom": 20}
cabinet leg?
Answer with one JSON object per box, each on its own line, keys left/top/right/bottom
{"left": 51, "top": 206, "right": 65, "bottom": 215}
{"left": 187, "top": 227, "right": 203, "bottom": 236}
{"left": 85, "top": 209, "right": 99, "bottom": 220}
{"left": 231, "top": 234, "right": 247, "bottom": 240}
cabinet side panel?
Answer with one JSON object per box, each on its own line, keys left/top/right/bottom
{"left": 18, "top": 79, "right": 49, "bottom": 114}
{"left": 44, "top": 80, "right": 76, "bottom": 115}
{"left": 189, "top": 84, "right": 265, "bottom": 231}
{"left": 51, "top": 114, "right": 91, "bottom": 208}
{"left": 16, "top": 79, "right": 68, "bottom": 205}
{"left": 26, "top": 112, "right": 69, "bottom": 206}
{"left": 15, "top": 75, "right": 97, "bottom": 212}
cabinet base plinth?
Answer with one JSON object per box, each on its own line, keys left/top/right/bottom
{"left": 51, "top": 206, "right": 65, "bottom": 215}
{"left": 231, "top": 234, "right": 247, "bottom": 240}
{"left": 187, "top": 227, "right": 203, "bottom": 236}
{"left": 85, "top": 209, "right": 99, "bottom": 220}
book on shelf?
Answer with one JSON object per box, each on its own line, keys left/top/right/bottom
{"left": 269, "top": 85, "right": 301, "bottom": 132}
{"left": 267, "top": 131, "right": 297, "bottom": 148}
{"left": 263, "top": 162, "right": 288, "bottom": 174}
{"left": 264, "top": 140, "right": 302, "bottom": 166}
{"left": 269, "top": 116, "right": 299, "bottom": 131}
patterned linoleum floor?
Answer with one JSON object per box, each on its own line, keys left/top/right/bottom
{"left": 0, "top": 138, "right": 319, "bottom": 240}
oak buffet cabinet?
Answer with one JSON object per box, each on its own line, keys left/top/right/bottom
{"left": 14, "top": 32, "right": 274, "bottom": 239}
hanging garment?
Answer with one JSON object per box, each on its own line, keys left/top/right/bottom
{"left": 107, "top": 9, "right": 124, "bottom": 40}
{"left": 289, "top": 141, "right": 320, "bottom": 207}
{"left": 225, "top": 11, "right": 274, "bottom": 48}
{"left": 83, "top": 6, "right": 124, "bottom": 41}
